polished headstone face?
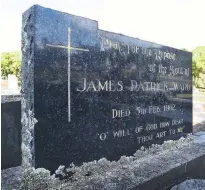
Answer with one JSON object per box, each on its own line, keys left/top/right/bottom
{"left": 22, "top": 5, "right": 192, "bottom": 172}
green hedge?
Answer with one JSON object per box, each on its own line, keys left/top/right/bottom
{"left": 1, "top": 52, "right": 21, "bottom": 82}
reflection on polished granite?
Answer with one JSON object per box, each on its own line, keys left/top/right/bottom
{"left": 21, "top": 5, "right": 192, "bottom": 172}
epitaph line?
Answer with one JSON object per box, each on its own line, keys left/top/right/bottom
{"left": 46, "top": 27, "right": 89, "bottom": 122}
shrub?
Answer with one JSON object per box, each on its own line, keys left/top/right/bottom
{"left": 1, "top": 51, "right": 21, "bottom": 82}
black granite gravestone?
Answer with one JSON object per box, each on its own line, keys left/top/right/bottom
{"left": 22, "top": 5, "right": 192, "bottom": 172}
{"left": 1, "top": 95, "right": 22, "bottom": 169}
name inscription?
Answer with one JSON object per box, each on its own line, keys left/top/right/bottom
{"left": 76, "top": 78, "right": 191, "bottom": 92}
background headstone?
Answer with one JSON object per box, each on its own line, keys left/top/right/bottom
{"left": 1, "top": 95, "right": 22, "bottom": 169}
{"left": 8, "top": 74, "right": 18, "bottom": 91}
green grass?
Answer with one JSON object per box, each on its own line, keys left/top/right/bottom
{"left": 193, "top": 90, "right": 205, "bottom": 102}
{"left": 194, "top": 97, "right": 205, "bottom": 103}
{"left": 193, "top": 46, "right": 205, "bottom": 53}
{"left": 176, "top": 94, "right": 192, "bottom": 98}
{"left": 176, "top": 92, "right": 205, "bottom": 103}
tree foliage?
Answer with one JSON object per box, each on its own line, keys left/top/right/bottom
{"left": 181, "top": 48, "right": 188, "bottom": 51}
{"left": 192, "top": 46, "right": 205, "bottom": 88}
{"left": 1, "top": 52, "right": 21, "bottom": 81}
{"left": 192, "top": 60, "right": 203, "bottom": 87}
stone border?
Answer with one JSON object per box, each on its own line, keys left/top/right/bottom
{"left": 56, "top": 134, "right": 205, "bottom": 190}
{"left": 1, "top": 94, "right": 21, "bottom": 103}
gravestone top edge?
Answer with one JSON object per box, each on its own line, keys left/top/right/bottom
{"left": 99, "top": 29, "right": 193, "bottom": 53}
{"left": 24, "top": 4, "right": 98, "bottom": 25}
{"left": 25, "top": 4, "right": 193, "bottom": 54}
{"left": 1, "top": 94, "right": 21, "bottom": 103}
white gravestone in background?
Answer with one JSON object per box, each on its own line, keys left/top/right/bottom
{"left": 8, "top": 74, "right": 19, "bottom": 93}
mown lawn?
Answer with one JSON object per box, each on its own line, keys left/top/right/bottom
{"left": 193, "top": 90, "right": 205, "bottom": 103}
{"left": 176, "top": 91, "right": 205, "bottom": 103}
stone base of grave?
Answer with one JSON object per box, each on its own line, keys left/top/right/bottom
{"left": 134, "top": 133, "right": 205, "bottom": 190}
{"left": 170, "top": 179, "right": 205, "bottom": 190}
{"left": 1, "top": 132, "right": 205, "bottom": 190}
{"left": 1, "top": 166, "right": 22, "bottom": 190}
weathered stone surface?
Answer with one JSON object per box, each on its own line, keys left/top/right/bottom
{"left": 194, "top": 121, "right": 205, "bottom": 132}
{"left": 1, "top": 166, "right": 22, "bottom": 190}
{"left": 21, "top": 5, "right": 36, "bottom": 170}
{"left": 171, "top": 179, "right": 205, "bottom": 190}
